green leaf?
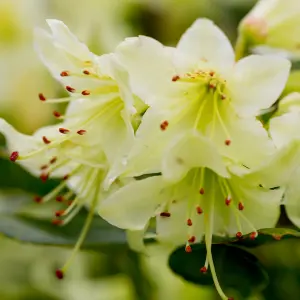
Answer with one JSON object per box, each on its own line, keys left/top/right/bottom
{"left": 169, "top": 244, "right": 269, "bottom": 299}
{"left": 0, "top": 192, "right": 127, "bottom": 249}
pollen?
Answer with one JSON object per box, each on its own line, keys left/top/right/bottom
{"left": 225, "top": 197, "right": 231, "bottom": 206}
{"left": 38, "top": 93, "right": 46, "bottom": 101}
{"left": 59, "top": 128, "right": 70, "bottom": 134}
{"left": 34, "top": 196, "right": 43, "bottom": 203}
{"left": 188, "top": 236, "right": 196, "bottom": 243}
{"left": 53, "top": 111, "right": 62, "bottom": 118}
{"left": 52, "top": 219, "right": 63, "bottom": 226}
{"left": 172, "top": 75, "right": 180, "bottom": 82}
{"left": 236, "top": 232, "right": 243, "bottom": 239}
{"left": 160, "top": 212, "right": 171, "bottom": 217}
{"left": 185, "top": 245, "right": 192, "bottom": 253}
{"left": 209, "top": 82, "right": 216, "bottom": 89}
{"left": 196, "top": 206, "right": 203, "bottom": 215}
{"left": 55, "top": 210, "right": 65, "bottom": 217}
{"left": 50, "top": 157, "right": 57, "bottom": 164}
{"left": 66, "top": 86, "right": 76, "bottom": 93}
{"left": 56, "top": 195, "right": 64, "bottom": 202}
{"left": 77, "top": 130, "right": 86, "bottom": 135}
{"left": 225, "top": 139, "right": 231, "bottom": 146}
{"left": 83, "top": 70, "right": 90, "bottom": 75}
{"left": 40, "top": 164, "right": 48, "bottom": 170}
{"left": 63, "top": 174, "right": 69, "bottom": 180}
{"left": 81, "top": 90, "right": 90, "bottom": 96}
{"left": 42, "top": 136, "right": 51, "bottom": 144}
{"left": 238, "top": 202, "right": 244, "bottom": 211}
{"left": 200, "top": 267, "right": 207, "bottom": 274}
{"left": 60, "top": 71, "right": 70, "bottom": 77}
{"left": 209, "top": 71, "right": 215, "bottom": 76}
{"left": 187, "top": 218, "right": 193, "bottom": 226}
{"left": 55, "top": 269, "right": 64, "bottom": 279}
{"left": 160, "top": 120, "right": 169, "bottom": 131}
{"left": 199, "top": 188, "right": 205, "bottom": 195}
{"left": 250, "top": 232, "right": 257, "bottom": 240}
{"left": 40, "top": 173, "right": 49, "bottom": 182}
{"left": 9, "top": 151, "right": 19, "bottom": 162}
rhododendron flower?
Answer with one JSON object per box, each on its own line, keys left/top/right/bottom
{"left": 115, "top": 18, "right": 290, "bottom": 176}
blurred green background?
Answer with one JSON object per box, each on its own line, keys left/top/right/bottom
{"left": 1, "top": 0, "right": 300, "bottom": 299}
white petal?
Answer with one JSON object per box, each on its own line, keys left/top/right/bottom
{"left": 276, "top": 92, "right": 300, "bottom": 115}
{"left": 162, "top": 131, "right": 229, "bottom": 183}
{"left": 99, "top": 177, "right": 166, "bottom": 230}
{"left": 46, "top": 19, "right": 92, "bottom": 61}
{"left": 284, "top": 166, "right": 300, "bottom": 228}
{"left": 228, "top": 55, "right": 291, "bottom": 117}
{"left": 177, "top": 18, "right": 235, "bottom": 73}
{"left": 270, "top": 112, "right": 300, "bottom": 148}
{"left": 116, "top": 36, "right": 177, "bottom": 103}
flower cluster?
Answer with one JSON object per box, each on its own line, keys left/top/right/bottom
{"left": 2, "top": 6, "right": 300, "bottom": 299}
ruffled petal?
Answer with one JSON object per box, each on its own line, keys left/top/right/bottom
{"left": 162, "top": 131, "right": 229, "bottom": 183}
{"left": 116, "top": 36, "right": 178, "bottom": 104}
{"left": 176, "top": 18, "right": 235, "bottom": 73}
{"left": 228, "top": 55, "right": 290, "bottom": 117}
{"left": 99, "top": 176, "right": 166, "bottom": 230}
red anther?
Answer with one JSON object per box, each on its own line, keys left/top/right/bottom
{"left": 160, "top": 212, "right": 171, "bottom": 217}
{"left": 60, "top": 71, "right": 70, "bottom": 77}
{"left": 53, "top": 111, "right": 62, "bottom": 118}
{"left": 209, "top": 83, "right": 216, "bottom": 89}
{"left": 228, "top": 298, "right": 234, "bottom": 300}
{"left": 10, "top": 151, "right": 19, "bottom": 162}
{"left": 81, "top": 90, "right": 90, "bottom": 96}
{"left": 67, "top": 200, "right": 73, "bottom": 206}
{"left": 59, "top": 128, "right": 70, "bottom": 134}
{"left": 66, "top": 86, "right": 75, "bottom": 93}
{"left": 50, "top": 157, "right": 57, "bottom": 164}
{"left": 55, "top": 210, "right": 65, "bottom": 217}
{"left": 225, "top": 197, "right": 231, "bottom": 206}
{"left": 273, "top": 234, "right": 281, "bottom": 241}
{"left": 199, "top": 188, "right": 205, "bottom": 195}
{"left": 187, "top": 218, "right": 193, "bottom": 226}
{"left": 200, "top": 267, "right": 207, "bottom": 274}
{"left": 160, "top": 120, "right": 169, "bottom": 131}
{"left": 40, "top": 164, "right": 48, "bottom": 170}
{"left": 83, "top": 70, "right": 90, "bottom": 75}
{"left": 42, "top": 136, "right": 51, "bottom": 144}
{"left": 188, "top": 236, "right": 196, "bottom": 243}
{"left": 34, "top": 196, "right": 43, "bottom": 203}
{"left": 77, "top": 129, "right": 86, "bottom": 135}
{"left": 209, "top": 71, "right": 215, "bottom": 76}
{"left": 225, "top": 139, "right": 231, "bottom": 146}
{"left": 55, "top": 269, "right": 64, "bottom": 279}
{"left": 38, "top": 93, "right": 46, "bottom": 101}
{"left": 56, "top": 195, "right": 64, "bottom": 202}
{"left": 196, "top": 206, "right": 203, "bottom": 215}
{"left": 236, "top": 232, "right": 243, "bottom": 239}
{"left": 40, "top": 173, "right": 49, "bottom": 182}
{"left": 63, "top": 174, "right": 69, "bottom": 181}
{"left": 52, "top": 219, "right": 63, "bottom": 225}
{"left": 250, "top": 232, "right": 257, "bottom": 240}
{"left": 172, "top": 75, "right": 180, "bottom": 82}
{"left": 221, "top": 94, "right": 226, "bottom": 100}
{"left": 185, "top": 245, "right": 192, "bottom": 253}
{"left": 238, "top": 202, "right": 244, "bottom": 211}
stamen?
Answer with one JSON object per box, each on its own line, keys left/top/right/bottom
{"left": 196, "top": 206, "right": 203, "bottom": 215}
{"left": 160, "top": 120, "right": 169, "bottom": 131}
{"left": 187, "top": 218, "right": 193, "bottom": 226}
{"left": 238, "top": 202, "right": 244, "bottom": 211}
{"left": 38, "top": 93, "right": 46, "bottom": 101}
{"left": 188, "top": 236, "right": 196, "bottom": 243}
{"left": 236, "top": 232, "right": 243, "bottom": 239}
{"left": 50, "top": 157, "right": 57, "bottom": 164}
{"left": 42, "top": 136, "right": 51, "bottom": 144}
{"left": 10, "top": 151, "right": 19, "bottom": 162}
{"left": 52, "top": 219, "right": 63, "bottom": 225}
{"left": 172, "top": 75, "right": 180, "bottom": 82}
{"left": 66, "top": 86, "right": 76, "bottom": 93}
{"left": 60, "top": 71, "right": 70, "bottom": 77}
{"left": 209, "top": 71, "right": 215, "bottom": 77}
{"left": 160, "top": 212, "right": 171, "bottom": 217}
{"left": 40, "top": 164, "right": 48, "bottom": 170}
{"left": 63, "top": 174, "right": 70, "bottom": 180}
{"left": 59, "top": 128, "right": 70, "bottom": 134}
{"left": 53, "top": 111, "right": 62, "bottom": 118}
{"left": 250, "top": 232, "right": 258, "bottom": 240}
{"left": 200, "top": 267, "right": 207, "bottom": 274}
{"left": 185, "top": 244, "right": 192, "bottom": 253}
{"left": 77, "top": 130, "right": 86, "bottom": 135}
{"left": 34, "top": 196, "right": 43, "bottom": 203}
{"left": 83, "top": 70, "right": 90, "bottom": 75}
{"left": 55, "top": 210, "right": 65, "bottom": 217}
{"left": 55, "top": 269, "right": 64, "bottom": 279}
{"left": 225, "top": 197, "right": 231, "bottom": 206}
{"left": 199, "top": 188, "right": 205, "bottom": 195}
{"left": 56, "top": 195, "right": 64, "bottom": 202}
{"left": 81, "top": 90, "right": 90, "bottom": 96}
{"left": 40, "top": 173, "right": 49, "bottom": 182}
